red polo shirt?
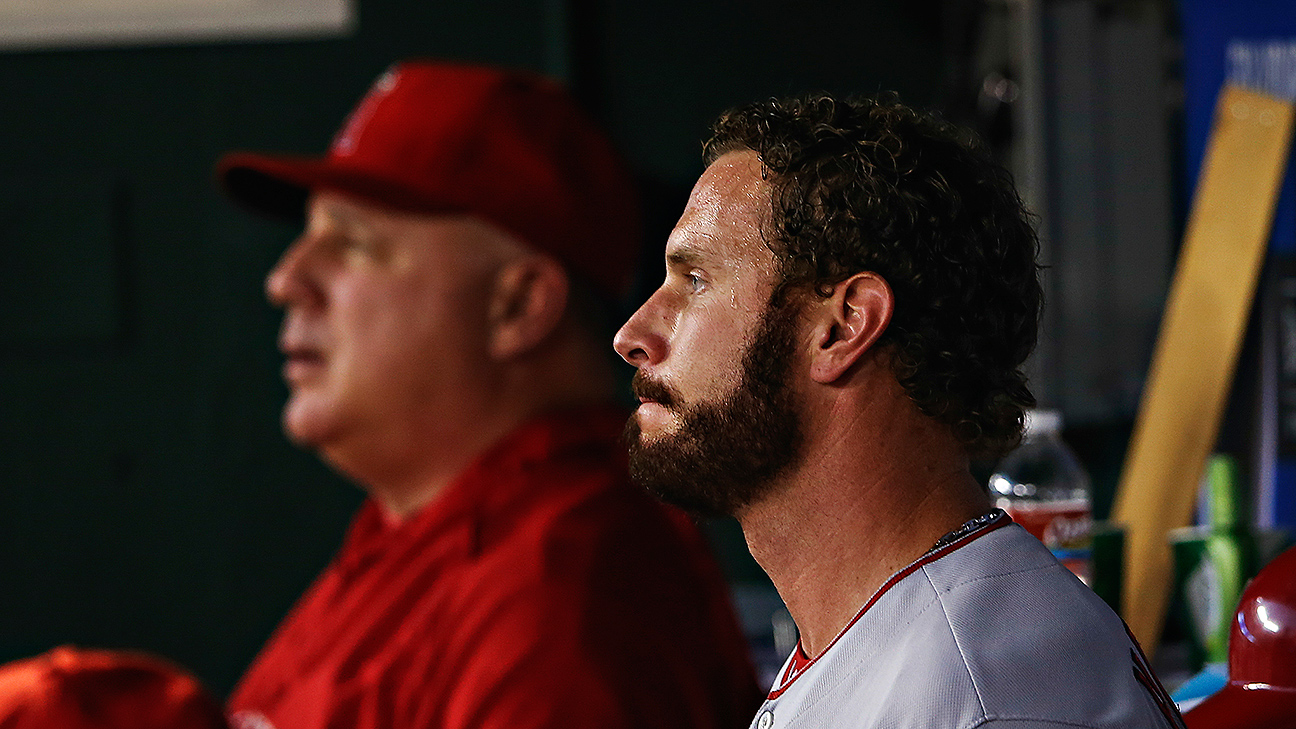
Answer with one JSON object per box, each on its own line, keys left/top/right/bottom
{"left": 227, "top": 408, "right": 761, "bottom": 729}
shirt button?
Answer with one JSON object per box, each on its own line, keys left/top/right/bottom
{"left": 757, "top": 710, "right": 774, "bottom": 729}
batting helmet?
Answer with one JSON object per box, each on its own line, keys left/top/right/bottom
{"left": 1185, "top": 543, "right": 1296, "bottom": 729}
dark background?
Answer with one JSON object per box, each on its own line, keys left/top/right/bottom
{"left": 0, "top": 0, "right": 1178, "bottom": 696}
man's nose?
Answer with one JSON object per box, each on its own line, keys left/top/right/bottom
{"left": 264, "top": 235, "right": 318, "bottom": 309}
{"left": 613, "top": 295, "right": 670, "bottom": 367}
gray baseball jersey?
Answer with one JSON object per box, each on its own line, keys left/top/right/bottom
{"left": 750, "top": 511, "right": 1185, "bottom": 729}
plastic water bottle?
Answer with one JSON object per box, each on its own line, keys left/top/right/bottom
{"left": 988, "top": 409, "right": 1094, "bottom": 583}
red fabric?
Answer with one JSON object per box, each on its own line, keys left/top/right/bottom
{"left": 227, "top": 408, "right": 761, "bottom": 729}
{"left": 218, "top": 62, "right": 642, "bottom": 300}
{"left": 0, "top": 646, "right": 228, "bottom": 729}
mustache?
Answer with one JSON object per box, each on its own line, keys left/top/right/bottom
{"left": 631, "top": 371, "right": 681, "bottom": 408}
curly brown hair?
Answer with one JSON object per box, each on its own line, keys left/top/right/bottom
{"left": 705, "top": 93, "right": 1041, "bottom": 458}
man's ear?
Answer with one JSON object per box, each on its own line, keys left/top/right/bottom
{"left": 806, "top": 272, "right": 893, "bottom": 384}
{"left": 487, "top": 255, "right": 570, "bottom": 360}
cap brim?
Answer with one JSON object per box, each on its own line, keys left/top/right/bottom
{"left": 1184, "top": 683, "right": 1296, "bottom": 729}
{"left": 216, "top": 152, "right": 462, "bottom": 220}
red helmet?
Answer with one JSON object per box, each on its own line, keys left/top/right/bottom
{"left": 1185, "top": 544, "right": 1296, "bottom": 729}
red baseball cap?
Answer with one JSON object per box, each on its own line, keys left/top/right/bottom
{"left": 217, "top": 60, "right": 642, "bottom": 299}
{"left": 1184, "top": 545, "right": 1296, "bottom": 729}
{"left": 0, "top": 646, "right": 228, "bottom": 729}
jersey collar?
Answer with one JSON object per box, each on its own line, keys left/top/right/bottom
{"left": 768, "top": 509, "right": 1011, "bottom": 699}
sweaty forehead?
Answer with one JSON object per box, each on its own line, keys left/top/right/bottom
{"left": 673, "top": 150, "right": 769, "bottom": 261}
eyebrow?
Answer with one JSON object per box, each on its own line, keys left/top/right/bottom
{"left": 665, "top": 243, "right": 713, "bottom": 269}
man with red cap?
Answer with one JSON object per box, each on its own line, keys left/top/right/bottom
{"left": 216, "top": 60, "right": 760, "bottom": 729}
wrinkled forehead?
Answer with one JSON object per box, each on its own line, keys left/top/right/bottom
{"left": 673, "top": 150, "right": 771, "bottom": 263}
{"left": 687, "top": 150, "right": 767, "bottom": 224}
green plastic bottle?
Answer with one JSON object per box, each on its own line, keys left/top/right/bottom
{"left": 1188, "top": 455, "right": 1258, "bottom": 665}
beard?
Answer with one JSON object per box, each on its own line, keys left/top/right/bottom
{"left": 623, "top": 298, "right": 804, "bottom": 517}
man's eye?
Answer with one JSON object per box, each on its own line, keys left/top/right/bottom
{"left": 339, "top": 235, "right": 381, "bottom": 259}
{"left": 344, "top": 236, "right": 372, "bottom": 252}
{"left": 687, "top": 272, "right": 706, "bottom": 291}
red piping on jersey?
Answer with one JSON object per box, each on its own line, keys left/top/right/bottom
{"left": 766, "top": 511, "right": 1012, "bottom": 700}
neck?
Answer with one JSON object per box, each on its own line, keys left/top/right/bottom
{"left": 330, "top": 404, "right": 529, "bottom": 522}
{"left": 738, "top": 376, "right": 990, "bottom": 657}
{"left": 332, "top": 322, "right": 617, "bottom": 522}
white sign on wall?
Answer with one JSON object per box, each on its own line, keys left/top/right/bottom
{"left": 0, "top": 0, "right": 354, "bottom": 50}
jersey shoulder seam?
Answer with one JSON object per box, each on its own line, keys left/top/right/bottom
{"left": 930, "top": 560, "right": 1056, "bottom": 595}
{"left": 926, "top": 565, "right": 1109, "bottom": 729}
{"left": 923, "top": 565, "right": 990, "bottom": 720}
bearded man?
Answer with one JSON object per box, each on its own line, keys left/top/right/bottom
{"left": 216, "top": 60, "right": 760, "bottom": 729}
{"left": 614, "top": 94, "right": 1186, "bottom": 729}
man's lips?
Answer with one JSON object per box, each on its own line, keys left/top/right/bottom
{"left": 631, "top": 372, "right": 678, "bottom": 408}
{"left": 280, "top": 345, "right": 325, "bottom": 383}
{"left": 630, "top": 373, "right": 683, "bottom": 433}
{"left": 632, "top": 400, "right": 676, "bottom": 433}
{"left": 636, "top": 397, "right": 668, "bottom": 414}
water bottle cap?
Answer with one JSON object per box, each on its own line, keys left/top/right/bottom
{"left": 1024, "top": 409, "right": 1063, "bottom": 437}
